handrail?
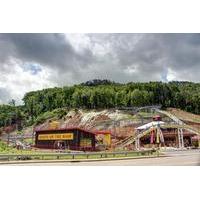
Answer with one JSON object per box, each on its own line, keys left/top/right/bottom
{"left": 115, "top": 128, "right": 155, "bottom": 148}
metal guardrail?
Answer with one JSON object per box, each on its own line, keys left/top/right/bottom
{"left": 6, "top": 134, "right": 33, "bottom": 140}
{"left": 0, "top": 149, "right": 156, "bottom": 161}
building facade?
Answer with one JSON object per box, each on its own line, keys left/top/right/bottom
{"left": 35, "top": 127, "right": 96, "bottom": 151}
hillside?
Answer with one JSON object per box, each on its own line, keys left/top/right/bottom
{"left": 1, "top": 107, "right": 159, "bottom": 141}
{"left": 1, "top": 106, "right": 200, "bottom": 151}
{"left": 1, "top": 80, "right": 200, "bottom": 133}
{"left": 33, "top": 109, "right": 141, "bottom": 139}
{"left": 167, "top": 108, "right": 200, "bottom": 124}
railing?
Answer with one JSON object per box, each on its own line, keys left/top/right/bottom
{"left": 5, "top": 134, "right": 33, "bottom": 140}
{"left": 115, "top": 128, "right": 155, "bottom": 148}
{"left": 0, "top": 149, "right": 157, "bottom": 162}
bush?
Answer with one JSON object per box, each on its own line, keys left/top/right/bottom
{"left": 35, "top": 108, "right": 68, "bottom": 125}
{"left": 0, "top": 141, "right": 11, "bottom": 152}
{"left": 35, "top": 111, "right": 55, "bottom": 125}
{"left": 17, "top": 130, "right": 23, "bottom": 135}
{"left": 0, "top": 128, "right": 3, "bottom": 135}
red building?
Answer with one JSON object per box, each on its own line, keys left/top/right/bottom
{"left": 35, "top": 127, "right": 96, "bottom": 151}
{"left": 34, "top": 126, "right": 111, "bottom": 151}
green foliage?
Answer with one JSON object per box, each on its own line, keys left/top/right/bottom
{"left": 2, "top": 80, "right": 200, "bottom": 130}
{"left": 0, "top": 104, "right": 25, "bottom": 130}
{"left": 0, "top": 141, "right": 11, "bottom": 152}
{"left": 35, "top": 108, "right": 68, "bottom": 125}
{"left": 22, "top": 81, "right": 200, "bottom": 116}
{"left": 35, "top": 111, "right": 55, "bottom": 125}
{"left": 17, "top": 130, "right": 23, "bottom": 135}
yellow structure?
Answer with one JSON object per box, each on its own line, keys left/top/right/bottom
{"left": 38, "top": 133, "right": 73, "bottom": 140}
{"left": 49, "top": 121, "right": 60, "bottom": 129}
{"left": 103, "top": 133, "right": 111, "bottom": 146}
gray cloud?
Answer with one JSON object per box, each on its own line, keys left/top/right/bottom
{"left": 0, "top": 87, "right": 11, "bottom": 104}
{"left": 0, "top": 33, "right": 94, "bottom": 72}
{"left": 0, "top": 33, "right": 200, "bottom": 104}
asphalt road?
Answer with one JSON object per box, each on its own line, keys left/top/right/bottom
{"left": 5, "top": 149, "right": 200, "bottom": 166}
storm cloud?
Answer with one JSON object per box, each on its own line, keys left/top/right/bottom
{"left": 0, "top": 33, "right": 200, "bottom": 104}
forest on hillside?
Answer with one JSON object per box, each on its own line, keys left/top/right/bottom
{"left": 1, "top": 80, "right": 200, "bottom": 129}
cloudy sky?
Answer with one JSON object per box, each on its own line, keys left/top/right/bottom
{"left": 0, "top": 33, "right": 200, "bottom": 104}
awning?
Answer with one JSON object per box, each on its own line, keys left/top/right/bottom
{"left": 136, "top": 121, "right": 165, "bottom": 130}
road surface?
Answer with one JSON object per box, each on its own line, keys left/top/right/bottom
{"left": 4, "top": 149, "right": 200, "bottom": 166}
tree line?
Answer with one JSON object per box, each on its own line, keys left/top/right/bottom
{"left": 1, "top": 80, "right": 200, "bottom": 129}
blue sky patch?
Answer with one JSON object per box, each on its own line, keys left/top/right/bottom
{"left": 22, "top": 63, "right": 42, "bottom": 75}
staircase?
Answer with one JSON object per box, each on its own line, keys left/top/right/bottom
{"left": 114, "top": 135, "right": 136, "bottom": 148}
{"left": 115, "top": 128, "right": 155, "bottom": 149}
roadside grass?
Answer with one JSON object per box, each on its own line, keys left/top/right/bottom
{"left": 0, "top": 140, "right": 157, "bottom": 161}
{"left": 0, "top": 148, "right": 157, "bottom": 161}
{"left": 23, "top": 138, "right": 34, "bottom": 144}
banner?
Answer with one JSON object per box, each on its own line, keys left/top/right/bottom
{"left": 38, "top": 133, "right": 73, "bottom": 140}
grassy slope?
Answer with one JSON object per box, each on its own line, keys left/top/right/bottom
{"left": 167, "top": 108, "right": 200, "bottom": 123}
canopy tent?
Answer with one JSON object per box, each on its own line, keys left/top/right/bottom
{"left": 135, "top": 121, "right": 165, "bottom": 130}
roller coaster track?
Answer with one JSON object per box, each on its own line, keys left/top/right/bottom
{"left": 154, "top": 109, "right": 185, "bottom": 125}
{"left": 114, "top": 135, "right": 135, "bottom": 148}
{"left": 116, "top": 123, "right": 200, "bottom": 149}
{"left": 155, "top": 109, "right": 200, "bottom": 142}
{"left": 115, "top": 128, "right": 154, "bottom": 149}
{"left": 115, "top": 108, "right": 200, "bottom": 149}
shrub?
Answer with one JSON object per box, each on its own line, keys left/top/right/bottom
{"left": 35, "top": 108, "right": 68, "bottom": 125}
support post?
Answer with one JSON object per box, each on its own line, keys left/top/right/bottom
{"left": 135, "top": 137, "right": 140, "bottom": 150}
{"left": 180, "top": 129, "right": 184, "bottom": 148}
{"left": 178, "top": 128, "right": 184, "bottom": 148}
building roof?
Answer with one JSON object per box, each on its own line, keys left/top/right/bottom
{"left": 34, "top": 126, "right": 111, "bottom": 135}
{"left": 94, "top": 130, "right": 111, "bottom": 135}
{"left": 136, "top": 121, "right": 165, "bottom": 130}
{"left": 35, "top": 126, "right": 95, "bottom": 135}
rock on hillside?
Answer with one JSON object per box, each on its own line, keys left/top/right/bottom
{"left": 35, "top": 109, "right": 141, "bottom": 139}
